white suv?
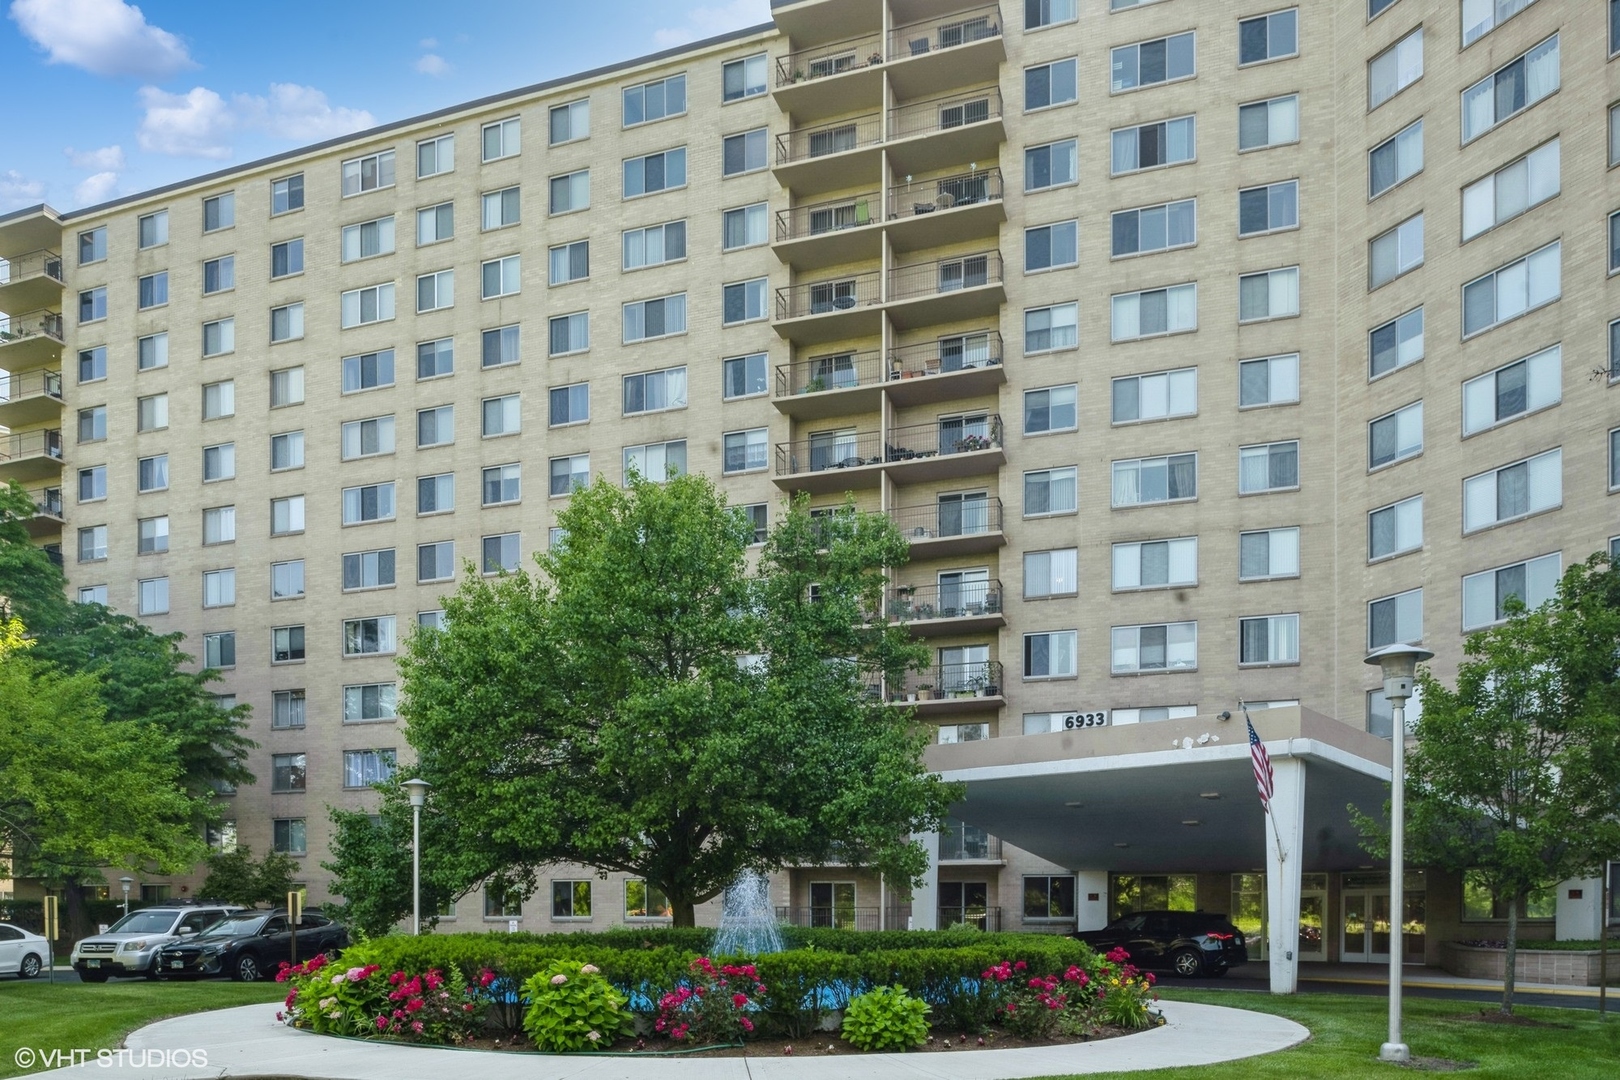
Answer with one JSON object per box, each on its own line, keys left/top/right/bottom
{"left": 70, "top": 905, "right": 238, "bottom": 982}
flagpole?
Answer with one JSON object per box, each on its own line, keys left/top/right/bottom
{"left": 1241, "top": 700, "right": 1286, "bottom": 865}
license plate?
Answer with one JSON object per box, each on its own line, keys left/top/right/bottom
{"left": 85, "top": 959, "right": 101, "bottom": 968}
{"left": 170, "top": 960, "right": 183, "bottom": 969}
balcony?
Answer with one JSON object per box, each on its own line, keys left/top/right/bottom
{"left": 0, "top": 428, "right": 63, "bottom": 481}
{"left": 773, "top": 348, "right": 884, "bottom": 420}
{"left": 886, "top": 168, "right": 1005, "bottom": 253}
{"left": 774, "top": 30, "right": 885, "bottom": 122}
{"left": 940, "top": 906, "right": 1003, "bottom": 932}
{"left": 888, "top": 3, "right": 1006, "bottom": 100}
{"left": 0, "top": 369, "right": 63, "bottom": 427}
{"left": 773, "top": 189, "right": 884, "bottom": 270}
{"left": 887, "top": 578, "right": 1006, "bottom": 637}
{"left": 774, "top": 414, "right": 1003, "bottom": 493}
{"left": 940, "top": 821, "right": 1004, "bottom": 863}
{"left": 0, "top": 249, "right": 65, "bottom": 311}
{"left": 887, "top": 250, "right": 1005, "bottom": 330}
{"left": 0, "top": 310, "right": 65, "bottom": 371}
{"left": 887, "top": 332, "right": 1005, "bottom": 406}
{"left": 774, "top": 428, "right": 886, "bottom": 493}
{"left": 888, "top": 660, "right": 1004, "bottom": 714}
{"left": 775, "top": 904, "right": 913, "bottom": 931}
{"left": 23, "top": 485, "right": 64, "bottom": 538}
{"left": 774, "top": 111, "right": 884, "bottom": 196}
{"left": 888, "top": 87, "right": 1005, "bottom": 176}
{"left": 773, "top": 269, "right": 883, "bottom": 346}
{"left": 887, "top": 498, "right": 1006, "bottom": 558}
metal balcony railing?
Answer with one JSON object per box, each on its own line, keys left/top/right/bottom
{"left": 889, "top": 167, "right": 1003, "bottom": 222}
{"left": 775, "top": 269, "right": 882, "bottom": 321}
{"left": 0, "top": 310, "right": 65, "bottom": 345}
{"left": 44, "top": 544, "right": 63, "bottom": 568}
{"left": 776, "top": 111, "right": 883, "bottom": 166}
{"left": 0, "top": 369, "right": 63, "bottom": 405}
{"left": 889, "top": 331, "right": 1003, "bottom": 379}
{"left": 939, "top": 906, "right": 1002, "bottom": 931}
{"left": 885, "top": 413, "right": 1003, "bottom": 459}
{"left": 940, "top": 820, "right": 1002, "bottom": 861}
{"left": 775, "top": 189, "right": 883, "bottom": 243}
{"left": 776, "top": 428, "right": 884, "bottom": 476}
{"left": 890, "top": 86, "right": 1003, "bottom": 143}
{"left": 887, "top": 579, "right": 1003, "bottom": 622}
{"left": 28, "top": 486, "right": 64, "bottom": 518}
{"left": 776, "top": 30, "right": 885, "bottom": 87}
{"left": 0, "top": 428, "right": 63, "bottom": 463}
{"left": 0, "top": 249, "right": 65, "bottom": 287}
{"left": 894, "top": 660, "right": 1003, "bottom": 699}
{"left": 890, "top": 250, "right": 1003, "bottom": 304}
{"left": 887, "top": 498, "right": 1003, "bottom": 542}
{"left": 891, "top": 3, "right": 1004, "bottom": 60}
{"left": 775, "top": 905, "right": 913, "bottom": 931}
{"left": 775, "top": 348, "right": 884, "bottom": 397}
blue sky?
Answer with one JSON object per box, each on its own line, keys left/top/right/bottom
{"left": 0, "top": 0, "right": 772, "bottom": 213}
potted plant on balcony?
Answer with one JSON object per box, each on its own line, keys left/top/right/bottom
{"left": 792, "top": 69, "right": 806, "bottom": 82}
{"left": 803, "top": 376, "right": 826, "bottom": 394}
{"left": 982, "top": 677, "right": 1000, "bottom": 697}
{"left": 916, "top": 684, "right": 933, "bottom": 701}
{"left": 969, "top": 674, "right": 989, "bottom": 698}
{"left": 954, "top": 434, "right": 992, "bottom": 453}
{"left": 867, "top": 50, "right": 882, "bottom": 66}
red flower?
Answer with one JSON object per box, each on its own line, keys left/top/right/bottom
{"left": 1013, "top": 960, "right": 1027, "bottom": 972}
{"left": 732, "top": 992, "right": 749, "bottom": 1007}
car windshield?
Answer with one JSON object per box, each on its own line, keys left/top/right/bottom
{"left": 103, "top": 910, "right": 178, "bottom": 935}
{"left": 197, "top": 914, "right": 267, "bottom": 939}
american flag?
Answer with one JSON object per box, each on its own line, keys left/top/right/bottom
{"left": 1247, "top": 715, "right": 1274, "bottom": 813}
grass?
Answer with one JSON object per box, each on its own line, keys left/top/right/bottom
{"left": 1057, "top": 989, "right": 1620, "bottom": 1080}
{"left": 0, "top": 979, "right": 284, "bottom": 1078}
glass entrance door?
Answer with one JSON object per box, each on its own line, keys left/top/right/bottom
{"left": 1230, "top": 873, "right": 1327, "bottom": 963}
{"left": 1341, "top": 872, "right": 1426, "bottom": 963}
{"left": 1341, "top": 890, "right": 1374, "bottom": 962}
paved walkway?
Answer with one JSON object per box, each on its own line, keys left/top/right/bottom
{"left": 1223, "top": 961, "right": 1614, "bottom": 1000}
{"left": 35, "top": 999, "right": 1308, "bottom": 1079}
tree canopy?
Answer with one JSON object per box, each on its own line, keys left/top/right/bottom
{"left": 199, "top": 845, "right": 301, "bottom": 908}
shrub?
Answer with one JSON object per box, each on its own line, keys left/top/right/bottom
{"left": 521, "top": 960, "right": 635, "bottom": 1052}
{"left": 654, "top": 957, "right": 768, "bottom": 1044}
{"left": 841, "top": 985, "right": 930, "bottom": 1052}
{"left": 278, "top": 954, "right": 487, "bottom": 1043}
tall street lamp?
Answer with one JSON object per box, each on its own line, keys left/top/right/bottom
{"left": 401, "top": 779, "right": 431, "bottom": 936}
{"left": 118, "top": 876, "right": 133, "bottom": 918}
{"left": 1364, "top": 642, "right": 1434, "bottom": 1065}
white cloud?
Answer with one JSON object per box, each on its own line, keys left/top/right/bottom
{"left": 419, "top": 37, "right": 438, "bottom": 49}
{"left": 9, "top": 0, "right": 192, "bottom": 78}
{"left": 0, "top": 169, "right": 45, "bottom": 211}
{"left": 65, "top": 145, "right": 125, "bottom": 171}
{"left": 235, "top": 83, "right": 375, "bottom": 141}
{"left": 654, "top": 0, "right": 770, "bottom": 48}
{"left": 75, "top": 171, "right": 120, "bottom": 206}
{"left": 137, "top": 82, "right": 374, "bottom": 159}
{"left": 415, "top": 53, "right": 450, "bottom": 76}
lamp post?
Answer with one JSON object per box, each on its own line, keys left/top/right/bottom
{"left": 118, "top": 876, "right": 133, "bottom": 918}
{"left": 1364, "top": 642, "right": 1434, "bottom": 1064}
{"left": 401, "top": 779, "right": 431, "bottom": 936}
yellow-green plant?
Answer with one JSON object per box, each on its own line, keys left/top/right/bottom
{"left": 521, "top": 960, "right": 634, "bottom": 1052}
{"left": 841, "top": 984, "right": 930, "bottom": 1051}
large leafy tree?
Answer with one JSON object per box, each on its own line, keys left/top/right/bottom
{"left": 328, "top": 474, "right": 959, "bottom": 929}
{"left": 1355, "top": 553, "right": 1620, "bottom": 1014}
{"left": 199, "top": 845, "right": 301, "bottom": 908}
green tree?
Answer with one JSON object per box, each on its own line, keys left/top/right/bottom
{"left": 0, "top": 481, "right": 66, "bottom": 624}
{"left": 327, "top": 474, "right": 959, "bottom": 929}
{"left": 199, "top": 845, "right": 300, "bottom": 907}
{"left": 1355, "top": 553, "right": 1620, "bottom": 1014}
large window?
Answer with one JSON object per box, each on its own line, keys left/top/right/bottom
{"left": 1112, "top": 537, "right": 1197, "bottom": 590}
{"left": 1238, "top": 9, "right": 1298, "bottom": 65}
{"left": 550, "top": 169, "right": 589, "bottom": 214}
{"left": 1239, "top": 440, "right": 1298, "bottom": 493}
{"left": 1111, "top": 115, "right": 1195, "bottom": 175}
{"left": 1112, "top": 622, "right": 1197, "bottom": 673}
{"left": 272, "top": 690, "right": 306, "bottom": 729}
{"left": 623, "top": 294, "right": 687, "bottom": 342}
{"left": 1112, "top": 453, "right": 1196, "bottom": 506}
{"left": 340, "top": 415, "right": 395, "bottom": 460}
{"left": 1023, "top": 875, "right": 1076, "bottom": 920}
{"left": 1240, "top": 527, "right": 1300, "bottom": 581}
{"left": 1112, "top": 367, "right": 1196, "bottom": 422}
{"left": 1369, "top": 401, "right": 1423, "bottom": 468}
{"left": 1463, "top": 448, "right": 1561, "bottom": 532}
{"left": 1024, "top": 466, "right": 1077, "bottom": 516}
{"left": 341, "top": 150, "right": 395, "bottom": 196}
{"left": 343, "top": 616, "right": 397, "bottom": 656}
{"left": 1239, "top": 93, "right": 1298, "bottom": 151}
{"left": 722, "top": 128, "right": 767, "bottom": 176}
{"left": 342, "top": 482, "right": 396, "bottom": 525}
{"left": 623, "top": 74, "right": 686, "bottom": 126}
{"left": 624, "top": 441, "right": 687, "bottom": 483}
{"left": 1368, "top": 588, "right": 1422, "bottom": 648}
{"left": 1369, "top": 119, "right": 1423, "bottom": 199}
{"left": 341, "top": 283, "right": 395, "bottom": 328}
{"left": 344, "top": 749, "right": 396, "bottom": 789}
{"left": 1240, "top": 614, "right": 1299, "bottom": 665}
{"left": 273, "top": 819, "right": 306, "bottom": 855}
{"left": 1112, "top": 874, "right": 1197, "bottom": 917}
{"left": 1024, "top": 139, "right": 1077, "bottom": 192}
{"left": 623, "top": 366, "right": 687, "bottom": 416}
{"left": 1239, "top": 353, "right": 1298, "bottom": 407}
{"left": 1024, "top": 302, "right": 1077, "bottom": 353}
{"left": 625, "top": 880, "right": 672, "bottom": 919}
{"left": 1462, "top": 344, "right": 1559, "bottom": 435}
{"left": 482, "top": 116, "right": 520, "bottom": 161}
{"left": 1369, "top": 495, "right": 1423, "bottom": 560}
{"left": 1238, "top": 180, "right": 1297, "bottom": 236}
{"left": 723, "top": 279, "right": 769, "bottom": 325}
{"left": 1370, "top": 214, "right": 1423, "bottom": 288}
{"left": 1111, "top": 32, "right": 1195, "bottom": 92}
{"left": 1111, "top": 199, "right": 1195, "bottom": 257}
{"left": 722, "top": 429, "right": 768, "bottom": 474}
{"left": 723, "top": 54, "right": 767, "bottom": 102}
{"left": 626, "top": 220, "right": 687, "bottom": 267}
{"left": 723, "top": 353, "right": 767, "bottom": 400}
{"left": 1461, "top": 35, "right": 1558, "bottom": 143}
{"left": 344, "top": 683, "right": 397, "bottom": 721}
{"left": 342, "top": 548, "right": 396, "bottom": 591}
{"left": 550, "top": 99, "right": 589, "bottom": 144}
{"left": 1026, "top": 221, "right": 1078, "bottom": 271}
{"left": 1462, "top": 552, "right": 1560, "bottom": 630}
{"left": 624, "top": 148, "right": 687, "bottom": 197}
{"left": 482, "top": 186, "right": 521, "bottom": 231}
{"left": 1025, "top": 58, "right": 1077, "bottom": 109}
{"left": 481, "top": 255, "right": 521, "bottom": 299}
{"left": 417, "top": 133, "right": 453, "bottom": 177}
{"left": 1111, "top": 283, "right": 1197, "bottom": 340}
{"left": 1461, "top": 869, "right": 1556, "bottom": 921}
{"left": 1239, "top": 266, "right": 1299, "bottom": 321}
{"left": 1024, "top": 631, "right": 1077, "bottom": 679}
{"left": 552, "top": 880, "right": 593, "bottom": 920}
{"left": 1024, "top": 384, "right": 1076, "bottom": 434}
{"left": 1025, "top": 0, "right": 1076, "bottom": 30}
{"left": 341, "top": 215, "right": 395, "bottom": 261}
{"left": 1462, "top": 139, "right": 1559, "bottom": 241}
{"left": 344, "top": 349, "right": 395, "bottom": 394}
{"left": 1368, "top": 27, "right": 1423, "bottom": 110}
{"left": 271, "top": 753, "right": 306, "bottom": 793}
{"left": 1024, "top": 548, "right": 1078, "bottom": 598}
{"left": 1369, "top": 307, "right": 1424, "bottom": 378}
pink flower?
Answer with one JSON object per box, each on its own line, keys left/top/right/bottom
{"left": 1014, "top": 961, "right": 1027, "bottom": 972}
{"left": 732, "top": 992, "right": 749, "bottom": 1007}
{"left": 739, "top": 1017, "right": 754, "bottom": 1032}
{"left": 376, "top": 1016, "right": 388, "bottom": 1031}
{"left": 411, "top": 1020, "right": 424, "bottom": 1034}
{"left": 550, "top": 973, "right": 568, "bottom": 986}
{"left": 479, "top": 969, "right": 496, "bottom": 988}
{"left": 581, "top": 964, "right": 600, "bottom": 975}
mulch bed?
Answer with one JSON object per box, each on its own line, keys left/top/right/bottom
{"left": 1448, "top": 1009, "right": 1568, "bottom": 1029}
{"left": 456, "top": 1024, "right": 1152, "bottom": 1057}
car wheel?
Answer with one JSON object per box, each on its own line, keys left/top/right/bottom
{"left": 234, "top": 954, "right": 262, "bottom": 983}
{"left": 78, "top": 970, "right": 110, "bottom": 983}
{"left": 18, "top": 954, "right": 42, "bottom": 979}
{"left": 1171, "top": 949, "right": 1204, "bottom": 977}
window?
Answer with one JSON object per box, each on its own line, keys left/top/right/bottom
{"left": 408, "top": 538, "right": 455, "bottom": 584}
{"left": 1108, "top": 706, "right": 1198, "bottom": 726}
{"left": 270, "top": 430, "right": 305, "bottom": 470}
{"left": 552, "top": 880, "right": 593, "bottom": 920}
{"left": 1463, "top": 552, "right": 1561, "bottom": 630}
{"left": 202, "top": 443, "right": 235, "bottom": 482}
{"left": 1240, "top": 527, "right": 1300, "bottom": 580}
{"left": 341, "top": 216, "right": 395, "bottom": 262}
{"left": 481, "top": 186, "right": 521, "bottom": 230}
{"left": 271, "top": 559, "right": 305, "bottom": 599}
{"left": 1368, "top": 588, "right": 1423, "bottom": 647}
{"left": 1239, "top": 266, "right": 1299, "bottom": 321}
{"left": 1026, "top": 0, "right": 1076, "bottom": 29}
{"left": 272, "top": 753, "right": 307, "bottom": 793}
{"left": 1023, "top": 875, "right": 1076, "bottom": 919}
{"left": 271, "top": 496, "right": 306, "bottom": 536}
{"left": 550, "top": 169, "right": 590, "bottom": 214}
{"left": 1613, "top": 106, "right": 1620, "bottom": 171}
{"left": 342, "top": 149, "right": 396, "bottom": 197}
{"left": 341, "top": 416, "right": 395, "bottom": 460}
{"left": 623, "top": 73, "right": 686, "bottom": 125}
{"left": 549, "top": 454, "right": 589, "bottom": 497}
{"left": 1024, "top": 302, "right": 1078, "bottom": 354}
{"left": 482, "top": 394, "right": 521, "bottom": 436}
{"left": 1112, "top": 537, "right": 1197, "bottom": 590}
{"left": 345, "top": 682, "right": 397, "bottom": 721}
{"left": 413, "top": 338, "right": 453, "bottom": 380}
{"left": 723, "top": 429, "right": 768, "bottom": 474}
{"left": 137, "top": 272, "right": 168, "bottom": 309}
{"left": 548, "top": 240, "right": 589, "bottom": 286}
{"left": 78, "top": 465, "right": 107, "bottom": 502}
{"left": 482, "top": 463, "right": 521, "bottom": 506}
{"left": 1461, "top": 869, "right": 1556, "bottom": 921}
{"left": 1369, "top": 307, "right": 1424, "bottom": 378}
{"left": 272, "top": 690, "right": 306, "bottom": 729}
{"left": 549, "top": 312, "right": 589, "bottom": 356}
{"left": 1024, "top": 548, "right": 1078, "bottom": 598}
{"left": 625, "top": 220, "right": 688, "bottom": 267}
{"left": 723, "top": 279, "right": 768, "bottom": 325}
{"left": 1024, "top": 139, "right": 1078, "bottom": 191}
{"left": 340, "top": 549, "right": 395, "bottom": 594}
{"left": 202, "top": 568, "right": 235, "bottom": 608}
{"left": 1024, "top": 384, "right": 1077, "bottom": 434}
{"left": 337, "top": 348, "right": 394, "bottom": 394}
{"left": 78, "top": 585, "right": 108, "bottom": 605}
{"left": 1613, "top": 427, "right": 1620, "bottom": 491}
{"left": 481, "top": 255, "right": 521, "bottom": 299}
{"left": 723, "top": 128, "right": 767, "bottom": 176}
{"left": 417, "top": 133, "right": 453, "bottom": 177}
{"left": 1112, "top": 622, "right": 1197, "bottom": 672}
{"left": 1111, "top": 283, "right": 1197, "bottom": 340}
{"left": 78, "top": 406, "right": 107, "bottom": 442}
{"left": 270, "top": 302, "right": 304, "bottom": 342}
{"left": 1020, "top": 221, "right": 1077, "bottom": 274}
{"left": 1368, "top": 120, "right": 1423, "bottom": 199}
{"left": 1239, "top": 440, "right": 1299, "bottom": 493}
{"left": 79, "top": 226, "right": 106, "bottom": 264}
{"left": 550, "top": 99, "right": 589, "bottom": 144}
{"left": 203, "top": 255, "right": 234, "bottom": 294}
{"left": 478, "top": 116, "right": 520, "bottom": 162}
{"left": 342, "top": 482, "right": 396, "bottom": 525}
{"left": 344, "top": 616, "right": 396, "bottom": 656}
{"left": 272, "top": 625, "right": 306, "bottom": 663}
{"left": 1024, "top": 630, "right": 1078, "bottom": 679}
{"left": 341, "top": 283, "right": 396, "bottom": 327}
{"left": 1461, "top": 35, "right": 1559, "bottom": 143}
{"left": 1239, "top": 180, "right": 1298, "bottom": 236}
{"left": 1369, "top": 214, "right": 1423, "bottom": 289}
{"left": 417, "top": 201, "right": 454, "bottom": 246}
{"left": 1025, "top": 466, "right": 1077, "bottom": 515}
{"left": 203, "top": 192, "right": 234, "bottom": 231}
{"left": 623, "top": 441, "right": 687, "bottom": 483}
{"left": 407, "top": 269, "right": 453, "bottom": 314}
{"left": 137, "top": 454, "right": 168, "bottom": 492}
{"left": 137, "top": 577, "right": 169, "bottom": 615}
{"left": 481, "top": 533, "right": 520, "bottom": 575}
{"left": 1108, "top": 200, "right": 1198, "bottom": 257}
{"left": 418, "top": 610, "right": 447, "bottom": 632}
{"left": 624, "top": 147, "right": 687, "bottom": 197}
{"left": 1463, "top": 344, "right": 1560, "bottom": 435}
{"left": 723, "top": 54, "right": 768, "bottom": 102}
{"left": 196, "top": 381, "right": 233, "bottom": 423}
{"left": 722, "top": 353, "right": 768, "bottom": 400}
{"left": 78, "top": 526, "right": 108, "bottom": 562}
{"left": 1111, "top": 115, "right": 1195, "bottom": 174}
{"left": 1239, "top": 353, "right": 1299, "bottom": 407}
{"left": 415, "top": 405, "right": 454, "bottom": 448}
{"left": 1239, "top": 94, "right": 1298, "bottom": 150}
{"left": 1369, "top": 401, "right": 1423, "bottom": 468}
{"left": 1025, "top": 58, "right": 1078, "bottom": 110}
{"left": 418, "top": 473, "right": 454, "bottom": 514}
{"left": 1240, "top": 614, "right": 1299, "bottom": 665}
{"left": 201, "top": 317, "right": 235, "bottom": 356}
{"left": 1369, "top": 28, "right": 1423, "bottom": 110}
{"left": 623, "top": 294, "right": 687, "bottom": 342}
{"left": 1112, "top": 453, "right": 1196, "bottom": 506}
{"left": 1462, "top": 0, "right": 1538, "bottom": 45}
{"left": 1369, "top": 495, "right": 1423, "bottom": 560}
{"left": 1239, "top": 8, "right": 1297, "bottom": 65}
{"left": 137, "top": 393, "right": 168, "bottom": 432}
{"left": 271, "top": 174, "right": 304, "bottom": 214}
{"left": 1462, "top": 241, "right": 1560, "bottom": 337}
{"left": 1111, "top": 32, "right": 1195, "bottom": 91}
{"left": 272, "top": 819, "right": 306, "bottom": 855}
{"left": 1462, "top": 140, "right": 1559, "bottom": 241}
{"left": 1464, "top": 448, "right": 1561, "bottom": 532}
{"left": 270, "top": 238, "right": 303, "bottom": 278}
{"left": 342, "top": 749, "right": 397, "bottom": 790}
{"left": 79, "top": 345, "right": 107, "bottom": 381}
{"left": 270, "top": 366, "right": 304, "bottom": 407}
{"left": 138, "top": 210, "right": 168, "bottom": 248}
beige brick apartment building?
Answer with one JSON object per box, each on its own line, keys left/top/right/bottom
{"left": 2, "top": 0, "right": 1617, "bottom": 981}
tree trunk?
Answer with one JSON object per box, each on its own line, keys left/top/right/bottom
{"left": 672, "top": 900, "right": 697, "bottom": 928}
{"left": 1501, "top": 896, "right": 1519, "bottom": 1016}
{"left": 64, "top": 881, "right": 91, "bottom": 945}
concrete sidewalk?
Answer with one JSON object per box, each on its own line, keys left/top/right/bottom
{"left": 32, "top": 999, "right": 1308, "bottom": 1080}
{"left": 1222, "top": 961, "right": 1615, "bottom": 1000}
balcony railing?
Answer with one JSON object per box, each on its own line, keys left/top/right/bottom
{"left": 886, "top": 413, "right": 1004, "bottom": 459}
{"left": 44, "top": 544, "right": 63, "bottom": 568}
{"left": 888, "top": 167, "right": 1003, "bottom": 223}
{"left": 890, "top": 86, "right": 1003, "bottom": 143}
{"left": 776, "top": 428, "right": 884, "bottom": 476}
{"left": 775, "top": 269, "right": 882, "bottom": 321}
{"left": 891, "top": 3, "right": 1004, "bottom": 60}
{"left": 0, "top": 428, "right": 63, "bottom": 464}
{"left": 775, "top": 189, "right": 882, "bottom": 243}
{"left": 890, "top": 250, "right": 1003, "bottom": 304}
{"left": 776, "top": 348, "right": 884, "bottom": 397}
{"left": 28, "top": 486, "right": 64, "bottom": 519}
{"left": 940, "top": 821, "right": 1002, "bottom": 861}
{"left": 776, "top": 30, "right": 885, "bottom": 88}
{"left": 776, "top": 111, "right": 883, "bottom": 167}
{"left": 0, "top": 369, "right": 63, "bottom": 405}
{"left": 887, "top": 498, "right": 1003, "bottom": 541}
{"left": 889, "top": 331, "right": 1003, "bottom": 379}
{"left": 775, "top": 905, "right": 913, "bottom": 931}
{"left": 893, "top": 660, "right": 1003, "bottom": 699}
{"left": 887, "top": 579, "right": 1003, "bottom": 623}
{"left": 939, "top": 906, "right": 1003, "bottom": 932}
{"left": 0, "top": 249, "right": 65, "bottom": 287}
{"left": 0, "top": 310, "right": 65, "bottom": 345}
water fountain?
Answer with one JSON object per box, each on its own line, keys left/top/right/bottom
{"left": 712, "top": 869, "right": 784, "bottom": 956}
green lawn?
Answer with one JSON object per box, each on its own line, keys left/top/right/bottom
{"left": 0, "top": 980, "right": 284, "bottom": 1078}
{"left": 1063, "top": 989, "right": 1620, "bottom": 1080}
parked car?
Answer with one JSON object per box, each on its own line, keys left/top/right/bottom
{"left": 0, "top": 922, "right": 50, "bottom": 979}
{"left": 1073, "top": 910, "right": 1249, "bottom": 977}
{"left": 154, "top": 909, "right": 348, "bottom": 982}
{"left": 70, "top": 903, "right": 239, "bottom": 982}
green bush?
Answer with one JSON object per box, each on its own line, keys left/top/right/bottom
{"left": 841, "top": 985, "right": 930, "bottom": 1051}
{"left": 521, "top": 960, "right": 635, "bottom": 1052}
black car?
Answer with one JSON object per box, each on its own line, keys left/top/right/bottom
{"left": 1073, "top": 910, "right": 1249, "bottom": 977}
{"left": 154, "top": 909, "right": 347, "bottom": 982}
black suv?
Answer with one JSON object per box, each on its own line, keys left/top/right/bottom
{"left": 1073, "top": 910, "right": 1248, "bottom": 977}
{"left": 154, "top": 910, "right": 347, "bottom": 982}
